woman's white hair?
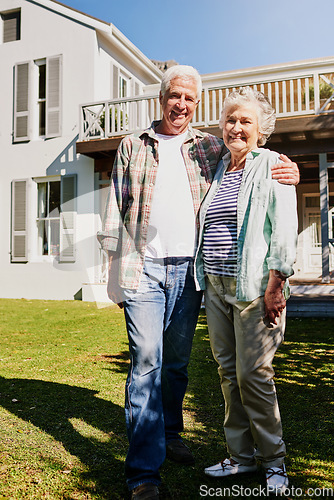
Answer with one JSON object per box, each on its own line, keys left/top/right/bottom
{"left": 219, "top": 86, "right": 276, "bottom": 146}
{"left": 160, "top": 65, "right": 202, "bottom": 101}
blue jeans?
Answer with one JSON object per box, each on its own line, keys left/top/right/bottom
{"left": 123, "top": 257, "right": 202, "bottom": 490}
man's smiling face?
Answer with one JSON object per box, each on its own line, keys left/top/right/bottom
{"left": 157, "top": 77, "right": 199, "bottom": 136}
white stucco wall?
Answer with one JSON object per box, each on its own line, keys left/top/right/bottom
{"left": 0, "top": 0, "right": 160, "bottom": 300}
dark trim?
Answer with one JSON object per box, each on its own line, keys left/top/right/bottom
{"left": 75, "top": 113, "right": 334, "bottom": 159}
{"left": 76, "top": 137, "right": 124, "bottom": 159}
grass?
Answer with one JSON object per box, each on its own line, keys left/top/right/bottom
{"left": 0, "top": 299, "right": 333, "bottom": 499}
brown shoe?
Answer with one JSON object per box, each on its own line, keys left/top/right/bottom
{"left": 166, "top": 439, "right": 195, "bottom": 465}
{"left": 131, "top": 483, "right": 159, "bottom": 500}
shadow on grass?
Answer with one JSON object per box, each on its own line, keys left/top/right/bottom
{"left": 1, "top": 314, "right": 333, "bottom": 499}
{"left": 274, "top": 319, "right": 334, "bottom": 488}
{"left": 95, "top": 351, "right": 130, "bottom": 375}
{"left": 176, "top": 313, "right": 334, "bottom": 498}
{"left": 0, "top": 376, "right": 129, "bottom": 499}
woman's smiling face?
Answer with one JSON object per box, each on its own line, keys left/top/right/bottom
{"left": 222, "top": 103, "right": 261, "bottom": 156}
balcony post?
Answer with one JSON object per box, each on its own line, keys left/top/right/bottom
{"left": 204, "top": 87, "right": 210, "bottom": 127}
{"left": 314, "top": 71, "right": 321, "bottom": 114}
{"left": 319, "top": 153, "right": 330, "bottom": 282}
{"left": 104, "top": 101, "right": 109, "bottom": 138}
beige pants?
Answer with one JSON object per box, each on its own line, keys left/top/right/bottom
{"left": 205, "top": 275, "right": 286, "bottom": 468}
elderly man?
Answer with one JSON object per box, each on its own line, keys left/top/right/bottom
{"left": 98, "top": 65, "right": 299, "bottom": 500}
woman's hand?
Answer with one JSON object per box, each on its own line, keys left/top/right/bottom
{"left": 264, "top": 270, "right": 286, "bottom": 327}
{"left": 271, "top": 154, "right": 300, "bottom": 185}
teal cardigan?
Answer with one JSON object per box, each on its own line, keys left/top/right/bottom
{"left": 194, "top": 148, "right": 298, "bottom": 302}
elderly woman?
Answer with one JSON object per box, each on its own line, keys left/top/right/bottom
{"left": 194, "top": 87, "right": 298, "bottom": 494}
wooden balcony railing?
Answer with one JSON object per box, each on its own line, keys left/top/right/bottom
{"left": 79, "top": 63, "right": 334, "bottom": 141}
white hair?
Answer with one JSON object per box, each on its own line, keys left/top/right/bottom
{"left": 219, "top": 87, "right": 276, "bottom": 146}
{"left": 160, "top": 65, "right": 202, "bottom": 101}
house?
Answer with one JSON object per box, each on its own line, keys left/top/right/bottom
{"left": 1, "top": 0, "right": 334, "bottom": 305}
{"left": 0, "top": 0, "right": 162, "bottom": 301}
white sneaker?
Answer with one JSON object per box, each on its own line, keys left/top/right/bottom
{"left": 265, "top": 464, "right": 289, "bottom": 495}
{"left": 204, "top": 458, "right": 257, "bottom": 478}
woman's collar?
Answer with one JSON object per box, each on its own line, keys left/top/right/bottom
{"left": 223, "top": 148, "right": 263, "bottom": 166}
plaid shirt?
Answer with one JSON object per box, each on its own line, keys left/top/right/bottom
{"left": 97, "top": 121, "right": 224, "bottom": 290}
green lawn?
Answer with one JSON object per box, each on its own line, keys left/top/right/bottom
{"left": 0, "top": 299, "right": 333, "bottom": 499}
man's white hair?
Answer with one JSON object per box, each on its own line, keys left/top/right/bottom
{"left": 160, "top": 65, "right": 202, "bottom": 101}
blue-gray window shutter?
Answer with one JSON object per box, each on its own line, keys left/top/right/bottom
{"left": 14, "top": 62, "right": 30, "bottom": 142}
{"left": 46, "top": 55, "right": 62, "bottom": 138}
{"left": 59, "top": 174, "right": 77, "bottom": 263}
{"left": 11, "top": 179, "right": 28, "bottom": 262}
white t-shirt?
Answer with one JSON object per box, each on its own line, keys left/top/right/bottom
{"left": 145, "top": 132, "right": 196, "bottom": 258}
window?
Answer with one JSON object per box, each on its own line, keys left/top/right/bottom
{"left": 111, "top": 64, "right": 131, "bottom": 99}
{"left": 304, "top": 194, "right": 334, "bottom": 245}
{"left": 37, "top": 180, "right": 61, "bottom": 256}
{"left": 119, "top": 75, "right": 128, "bottom": 98}
{"left": 11, "top": 175, "right": 77, "bottom": 263}
{"left": 37, "top": 61, "right": 46, "bottom": 137}
{"left": 14, "top": 55, "right": 62, "bottom": 142}
{"left": 308, "top": 213, "right": 321, "bottom": 248}
{"left": 2, "top": 10, "right": 20, "bottom": 43}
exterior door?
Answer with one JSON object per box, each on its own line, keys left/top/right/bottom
{"left": 303, "top": 194, "right": 334, "bottom": 273}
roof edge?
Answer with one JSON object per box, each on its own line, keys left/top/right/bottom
{"left": 202, "top": 56, "right": 334, "bottom": 82}
{"left": 28, "top": 0, "right": 163, "bottom": 81}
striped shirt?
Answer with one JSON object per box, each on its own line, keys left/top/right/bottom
{"left": 203, "top": 169, "right": 243, "bottom": 277}
{"left": 97, "top": 121, "right": 224, "bottom": 290}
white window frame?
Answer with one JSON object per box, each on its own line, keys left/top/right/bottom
{"left": 36, "top": 176, "right": 61, "bottom": 259}
{"left": 31, "top": 174, "right": 77, "bottom": 263}
{"left": 14, "top": 55, "right": 62, "bottom": 142}
{"left": 33, "top": 59, "right": 47, "bottom": 139}
{"left": 119, "top": 73, "right": 129, "bottom": 99}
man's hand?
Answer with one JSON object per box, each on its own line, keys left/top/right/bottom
{"left": 264, "top": 270, "right": 286, "bottom": 327}
{"left": 107, "top": 251, "right": 124, "bottom": 308}
{"left": 271, "top": 154, "right": 300, "bottom": 185}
